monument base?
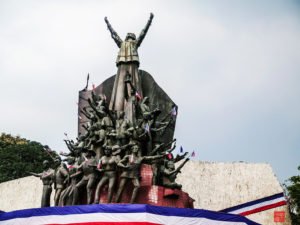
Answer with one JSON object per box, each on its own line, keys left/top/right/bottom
{"left": 90, "top": 164, "right": 194, "bottom": 208}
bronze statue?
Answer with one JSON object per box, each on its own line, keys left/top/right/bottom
{"left": 162, "top": 158, "right": 189, "bottom": 189}
{"left": 115, "top": 111, "right": 130, "bottom": 146}
{"left": 72, "top": 149, "right": 97, "bottom": 205}
{"left": 53, "top": 157, "right": 69, "bottom": 206}
{"left": 29, "top": 160, "right": 54, "bottom": 207}
{"left": 115, "top": 144, "right": 163, "bottom": 203}
{"left": 26, "top": 13, "right": 192, "bottom": 207}
{"left": 106, "top": 13, "right": 154, "bottom": 113}
{"left": 149, "top": 139, "right": 176, "bottom": 185}
{"left": 58, "top": 157, "right": 81, "bottom": 206}
{"left": 94, "top": 148, "right": 120, "bottom": 203}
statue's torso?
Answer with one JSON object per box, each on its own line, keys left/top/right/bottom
{"left": 117, "top": 40, "right": 139, "bottom": 65}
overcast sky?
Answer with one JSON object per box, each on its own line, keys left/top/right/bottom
{"left": 0, "top": 0, "right": 300, "bottom": 183}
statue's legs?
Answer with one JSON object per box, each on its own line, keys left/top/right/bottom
{"left": 54, "top": 188, "right": 63, "bottom": 206}
{"left": 115, "top": 178, "right": 127, "bottom": 203}
{"left": 86, "top": 177, "right": 96, "bottom": 204}
{"left": 130, "top": 178, "right": 140, "bottom": 203}
{"left": 41, "top": 185, "right": 52, "bottom": 207}
{"left": 58, "top": 187, "right": 69, "bottom": 206}
{"left": 107, "top": 176, "right": 116, "bottom": 203}
{"left": 94, "top": 176, "right": 109, "bottom": 204}
{"left": 152, "top": 164, "right": 158, "bottom": 185}
{"left": 60, "top": 185, "right": 75, "bottom": 206}
{"left": 73, "top": 179, "right": 87, "bottom": 205}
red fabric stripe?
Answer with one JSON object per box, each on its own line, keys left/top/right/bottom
{"left": 46, "top": 222, "right": 162, "bottom": 225}
{"left": 239, "top": 200, "right": 287, "bottom": 216}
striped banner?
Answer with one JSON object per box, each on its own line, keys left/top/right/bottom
{"left": 0, "top": 204, "right": 260, "bottom": 225}
{"left": 220, "top": 193, "right": 287, "bottom": 216}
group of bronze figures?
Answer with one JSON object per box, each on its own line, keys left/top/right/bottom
{"left": 30, "top": 13, "right": 190, "bottom": 208}
{"left": 31, "top": 89, "right": 189, "bottom": 207}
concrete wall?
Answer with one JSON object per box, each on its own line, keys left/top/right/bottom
{"left": 177, "top": 161, "right": 291, "bottom": 225}
{"left": 0, "top": 161, "right": 291, "bottom": 225}
{"left": 0, "top": 175, "right": 54, "bottom": 211}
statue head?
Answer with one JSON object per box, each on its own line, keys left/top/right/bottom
{"left": 65, "top": 157, "right": 75, "bottom": 165}
{"left": 86, "top": 149, "right": 96, "bottom": 158}
{"left": 125, "top": 33, "right": 136, "bottom": 41}
{"left": 167, "top": 161, "right": 175, "bottom": 170}
{"left": 54, "top": 157, "right": 62, "bottom": 166}
{"left": 104, "top": 147, "right": 112, "bottom": 156}
{"left": 132, "top": 144, "right": 140, "bottom": 154}
{"left": 42, "top": 160, "right": 50, "bottom": 169}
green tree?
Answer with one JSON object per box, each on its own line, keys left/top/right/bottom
{"left": 285, "top": 166, "right": 300, "bottom": 225}
{"left": 0, "top": 133, "right": 58, "bottom": 183}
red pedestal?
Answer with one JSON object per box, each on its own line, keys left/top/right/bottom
{"left": 96, "top": 164, "right": 194, "bottom": 208}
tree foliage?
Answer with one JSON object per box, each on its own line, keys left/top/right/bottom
{"left": 285, "top": 166, "right": 300, "bottom": 225}
{"left": 0, "top": 133, "right": 58, "bottom": 183}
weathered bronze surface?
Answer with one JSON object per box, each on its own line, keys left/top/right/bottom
{"left": 31, "top": 13, "right": 190, "bottom": 207}
{"left": 29, "top": 160, "right": 54, "bottom": 207}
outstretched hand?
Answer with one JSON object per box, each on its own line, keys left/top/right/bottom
{"left": 150, "top": 13, "right": 154, "bottom": 20}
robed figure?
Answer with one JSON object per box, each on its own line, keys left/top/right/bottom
{"left": 105, "top": 13, "right": 154, "bottom": 124}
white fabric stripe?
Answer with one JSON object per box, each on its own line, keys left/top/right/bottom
{"left": 0, "top": 212, "right": 248, "bottom": 225}
{"left": 229, "top": 196, "right": 286, "bottom": 214}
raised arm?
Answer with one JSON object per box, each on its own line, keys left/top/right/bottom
{"left": 175, "top": 158, "right": 189, "bottom": 172}
{"left": 104, "top": 17, "right": 123, "bottom": 48}
{"left": 80, "top": 107, "right": 91, "bottom": 119}
{"left": 143, "top": 154, "right": 164, "bottom": 163}
{"left": 29, "top": 172, "right": 42, "bottom": 177}
{"left": 137, "top": 13, "right": 154, "bottom": 47}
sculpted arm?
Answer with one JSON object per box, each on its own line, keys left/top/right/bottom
{"left": 104, "top": 17, "right": 123, "bottom": 48}
{"left": 137, "top": 13, "right": 154, "bottom": 47}
{"left": 118, "top": 156, "right": 129, "bottom": 168}
{"left": 143, "top": 154, "right": 163, "bottom": 163}
{"left": 29, "top": 172, "right": 42, "bottom": 177}
{"left": 41, "top": 170, "right": 54, "bottom": 179}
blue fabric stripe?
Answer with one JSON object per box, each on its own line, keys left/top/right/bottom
{"left": 220, "top": 192, "right": 284, "bottom": 213}
{"left": 0, "top": 204, "right": 261, "bottom": 225}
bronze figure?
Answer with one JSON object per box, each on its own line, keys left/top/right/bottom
{"left": 29, "top": 160, "right": 54, "bottom": 207}
{"left": 94, "top": 148, "right": 120, "bottom": 203}
{"left": 106, "top": 13, "right": 154, "bottom": 113}
{"left": 115, "top": 144, "right": 162, "bottom": 203}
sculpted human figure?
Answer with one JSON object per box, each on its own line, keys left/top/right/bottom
{"left": 53, "top": 157, "right": 69, "bottom": 206}
{"left": 123, "top": 71, "right": 140, "bottom": 125}
{"left": 58, "top": 157, "right": 81, "bottom": 206}
{"left": 115, "top": 111, "right": 130, "bottom": 146}
{"left": 149, "top": 139, "right": 176, "bottom": 185}
{"left": 115, "top": 144, "right": 162, "bottom": 203}
{"left": 88, "top": 91, "right": 107, "bottom": 113}
{"left": 72, "top": 149, "right": 97, "bottom": 205}
{"left": 138, "top": 96, "right": 170, "bottom": 154}
{"left": 105, "top": 13, "right": 154, "bottom": 113}
{"left": 162, "top": 158, "right": 189, "bottom": 189}
{"left": 94, "top": 148, "right": 120, "bottom": 204}
{"left": 29, "top": 160, "right": 54, "bottom": 207}
{"left": 62, "top": 136, "right": 87, "bottom": 165}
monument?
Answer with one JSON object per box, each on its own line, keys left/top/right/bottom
{"left": 30, "top": 13, "right": 193, "bottom": 208}
{"left": 0, "top": 13, "right": 268, "bottom": 225}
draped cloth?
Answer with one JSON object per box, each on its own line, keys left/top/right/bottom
{"left": 109, "top": 62, "right": 143, "bottom": 125}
